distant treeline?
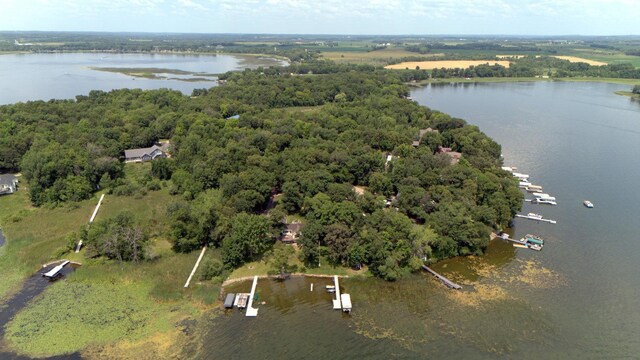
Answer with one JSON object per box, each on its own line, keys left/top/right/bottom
{"left": 427, "top": 56, "right": 640, "bottom": 79}
{"left": 405, "top": 42, "right": 542, "bottom": 54}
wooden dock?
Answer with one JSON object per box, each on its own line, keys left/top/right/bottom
{"left": 422, "top": 265, "right": 462, "bottom": 290}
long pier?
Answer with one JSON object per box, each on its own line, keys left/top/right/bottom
{"left": 422, "top": 265, "right": 462, "bottom": 290}
{"left": 332, "top": 276, "right": 342, "bottom": 309}
{"left": 515, "top": 214, "right": 557, "bottom": 224}
{"left": 246, "top": 276, "right": 259, "bottom": 317}
{"left": 500, "top": 234, "right": 527, "bottom": 245}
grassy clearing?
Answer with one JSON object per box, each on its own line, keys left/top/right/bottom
{"left": 227, "top": 248, "right": 366, "bottom": 281}
{"left": 1, "top": 163, "right": 223, "bottom": 357}
{"left": 0, "top": 189, "right": 101, "bottom": 299}
{"left": 385, "top": 60, "right": 511, "bottom": 70}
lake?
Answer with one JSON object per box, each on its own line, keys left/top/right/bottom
{"left": 0, "top": 53, "right": 287, "bottom": 105}
{"left": 201, "top": 81, "right": 640, "bottom": 359}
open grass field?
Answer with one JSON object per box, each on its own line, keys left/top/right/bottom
{"left": 321, "top": 47, "right": 442, "bottom": 65}
{"left": 385, "top": 60, "right": 511, "bottom": 70}
{"left": 0, "top": 188, "right": 101, "bottom": 299}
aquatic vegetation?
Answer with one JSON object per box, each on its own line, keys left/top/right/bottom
{"left": 5, "top": 282, "right": 174, "bottom": 357}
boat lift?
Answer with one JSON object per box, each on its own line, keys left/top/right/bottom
{"left": 42, "top": 260, "right": 70, "bottom": 279}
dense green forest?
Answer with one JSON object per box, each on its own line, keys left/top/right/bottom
{"left": 0, "top": 62, "right": 522, "bottom": 280}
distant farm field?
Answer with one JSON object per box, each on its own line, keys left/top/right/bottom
{"left": 385, "top": 60, "right": 511, "bottom": 70}
{"left": 552, "top": 56, "right": 607, "bottom": 66}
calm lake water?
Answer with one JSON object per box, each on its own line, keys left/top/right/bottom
{"left": 0, "top": 53, "right": 287, "bottom": 105}
{"left": 202, "top": 81, "right": 640, "bottom": 359}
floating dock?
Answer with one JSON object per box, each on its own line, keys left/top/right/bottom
{"left": 421, "top": 265, "right": 462, "bottom": 289}
{"left": 500, "top": 233, "right": 544, "bottom": 251}
{"left": 246, "top": 276, "right": 259, "bottom": 317}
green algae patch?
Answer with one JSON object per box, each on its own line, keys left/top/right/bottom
{"left": 5, "top": 281, "right": 173, "bottom": 357}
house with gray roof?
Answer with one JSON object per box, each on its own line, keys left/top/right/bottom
{"left": 0, "top": 174, "right": 18, "bottom": 195}
{"left": 124, "top": 142, "right": 170, "bottom": 163}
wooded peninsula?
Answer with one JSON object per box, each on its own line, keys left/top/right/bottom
{"left": 0, "top": 61, "right": 523, "bottom": 282}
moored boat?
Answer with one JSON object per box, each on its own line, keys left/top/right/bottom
{"left": 528, "top": 243, "right": 543, "bottom": 251}
{"left": 525, "top": 185, "right": 543, "bottom": 192}
{"left": 524, "top": 234, "right": 544, "bottom": 245}
{"left": 532, "top": 198, "right": 557, "bottom": 205}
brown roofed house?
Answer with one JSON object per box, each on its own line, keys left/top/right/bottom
{"left": 281, "top": 222, "right": 303, "bottom": 244}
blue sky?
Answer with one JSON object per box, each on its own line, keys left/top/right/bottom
{"left": 0, "top": 0, "right": 637, "bottom": 35}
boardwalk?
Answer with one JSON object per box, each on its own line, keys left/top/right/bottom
{"left": 422, "top": 265, "right": 462, "bottom": 290}
{"left": 183, "top": 246, "right": 207, "bottom": 288}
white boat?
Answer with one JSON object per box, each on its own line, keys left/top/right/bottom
{"left": 532, "top": 198, "right": 557, "bottom": 205}
{"left": 502, "top": 166, "right": 516, "bottom": 172}
{"left": 584, "top": 200, "right": 594, "bottom": 208}
{"left": 326, "top": 285, "right": 336, "bottom": 293}
{"left": 525, "top": 185, "right": 543, "bottom": 192}
{"left": 532, "top": 193, "right": 556, "bottom": 201}
{"left": 528, "top": 244, "right": 543, "bottom": 251}
{"left": 340, "top": 294, "right": 352, "bottom": 313}
{"left": 518, "top": 180, "right": 532, "bottom": 187}
{"left": 526, "top": 212, "right": 543, "bottom": 220}
{"left": 512, "top": 172, "right": 530, "bottom": 181}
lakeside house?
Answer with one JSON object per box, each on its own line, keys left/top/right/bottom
{"left": 0, "top": 174, "right": 18, "bottom": 195}
{"left": 412, "top": 128, "right": 439, "bottom": 147}
{"left": 280, "top": 222, "right": 303, "bottom": 244}
{"left": 124, "top": 142, "right": 170, "bottom": 163}
{"left": 437, "top": 146, "right": 462, "bottom": 165}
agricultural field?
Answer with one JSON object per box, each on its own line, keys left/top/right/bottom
{"left": 321, "top": 46, "right": 441, "bottom": 65}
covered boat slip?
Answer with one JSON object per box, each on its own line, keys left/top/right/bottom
{"left": 224, "top": 293, "right": 236, "bottom": 309}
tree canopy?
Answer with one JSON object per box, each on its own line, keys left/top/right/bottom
{"left": 0, "top": 61, "right": 522, "bottom": 280}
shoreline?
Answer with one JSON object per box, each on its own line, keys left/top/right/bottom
{"left": 614, "top": 90, "right": 640, "bottom": 99}
{"left": 0, "top": 49, "right": 290, "bottom": 62}
{"left": 221, "top": 273, "right": 350, "bottom": 290}
{"left": 409, "top": 77, "right": 640, "bottom": 86}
